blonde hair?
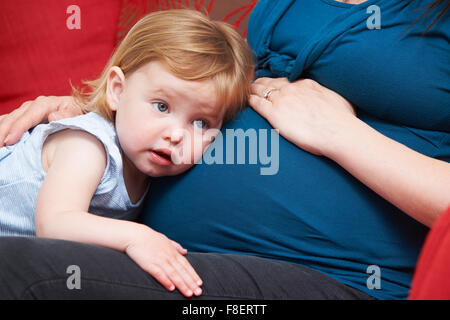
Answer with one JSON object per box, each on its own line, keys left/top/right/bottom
{"left": 74, "top": 9, "right": 254, "bottom": 123}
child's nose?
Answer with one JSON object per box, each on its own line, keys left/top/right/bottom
{"left": 168, "top": 128, "right": 184, "bottom": 145}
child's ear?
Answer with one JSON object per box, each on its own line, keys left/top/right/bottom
{"left": 106, "top": 66, "right": 126, "bottom": 112}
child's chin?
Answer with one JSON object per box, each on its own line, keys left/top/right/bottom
{"left": 165, "top": 164, "right": 195, "bottom": 177}
{"left": 144, "top": 164, "right": 194, "bottom": 178}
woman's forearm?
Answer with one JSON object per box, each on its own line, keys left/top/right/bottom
{"left": 327, "top": 118, "right": 450, "bottom": 227}
{"left": 249, "top": 77, "right": 449, "bottom": 227}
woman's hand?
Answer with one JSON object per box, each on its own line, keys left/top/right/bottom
{"left": 0, "top": 95, "right": 83, "bottom": 147}
{"left": 125, "top": 228, "right": 203, "bottom": 298}
{"left": 250, "top": 78, "right": 450, "bottom": 227}
{"left": 249, "top": 77, "right": 357, "bottom": 157}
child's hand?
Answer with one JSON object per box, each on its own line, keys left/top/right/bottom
{"left": 125, "top": 227, "right": 203, "bottom": 297}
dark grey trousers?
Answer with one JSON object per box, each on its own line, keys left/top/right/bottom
{"left": 0, "top": 237, "right": 374, "bottom": 300}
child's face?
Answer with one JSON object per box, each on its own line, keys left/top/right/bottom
{"left": 107, "top": 61, "right": 224, "bottom": 177}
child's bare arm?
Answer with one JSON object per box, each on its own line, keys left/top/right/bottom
{"left": 35, "top": 129, "right": 202, "bottom": 297}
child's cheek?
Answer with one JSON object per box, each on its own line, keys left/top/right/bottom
{"left": 178, "top": 131, "right": 218, "bottom": 165}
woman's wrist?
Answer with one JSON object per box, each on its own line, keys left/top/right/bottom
{"left": 320, "top": 113, "right": 364, "bottom": 160}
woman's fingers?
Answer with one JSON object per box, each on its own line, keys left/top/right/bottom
{"left": 251, "top": 83, "right": 281, "bottom": 102}
{"left": 0, "top": 101, "right": 31, "bottom": 147}
{"left": 249, "top": 82, "right": 281, "bottom": 124}
{"left": 254, "top": 77, "right": 289, "bottom": 89}
{"left": 48, "top": 96, "right": 83, "bottom": 121}
{"left": 10, "top": 100, "right": 48, "bottom": 143}
{"left": 251, "top": 83, "right": 268, "bottom": 97}
{"left": 0, "top": 96, "right": 53, "bottom": 147}
{"left": 0, "top": 114, "right": 10, "bottom": 146}
{"left": 0, "top": 96, "right": 83, "bottom": 147}
{"left": 48, "top": 111, "right": 70, "bottom": 122}
{"left": 248, "top": 94, "right": 273, "bottom": 121}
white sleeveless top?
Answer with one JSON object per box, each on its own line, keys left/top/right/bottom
{"left": 0, "top": 112, "right": 148, "bottom": 237}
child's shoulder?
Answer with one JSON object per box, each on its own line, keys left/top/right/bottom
{"left": 41, "top": 127, "right": 107, "bottom": 174}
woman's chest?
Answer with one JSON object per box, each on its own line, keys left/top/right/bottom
{"left": 255, "top": 0, "right": 450, "bottom": 130}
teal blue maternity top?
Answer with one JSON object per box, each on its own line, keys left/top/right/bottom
{"left": 143, "top": 0, "right": 450, "bottom": 299}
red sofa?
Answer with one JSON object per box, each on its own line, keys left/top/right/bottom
{"left": 409, "top": 205, "right": 450, "bottom": 299}
{"left": 1, "top": 0, "right": 448, "bottom": 300}
{"left": 0, "top": 0, "right": 257, "bottom": 115}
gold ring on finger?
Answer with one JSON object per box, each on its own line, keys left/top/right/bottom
{"left": 263, "top": 88, "right": 277, "bottom": 101}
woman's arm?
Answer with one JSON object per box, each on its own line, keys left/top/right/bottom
{"left": 250, "top": 77, "right": 450, "bottom": 227}
{"left": 36, "top": 129, "right": 202, "bottom": 297}
{"left": 326, "top": 114, "right": 450, "bottom": 228}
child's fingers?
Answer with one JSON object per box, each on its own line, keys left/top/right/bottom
{"left": 146, "top": 264, "right": 176, "bottom": 292}
{"left": 164, "top": 261, "right": 197, "bottom": 297}
{"left": 177, "top": 254, "right": 203, "bottom": 287}
{"left": 170, "top": 257, "right": 202, "bottom": 296}
{"left": 170, "top": 240, "right": 187, "bottom": 255}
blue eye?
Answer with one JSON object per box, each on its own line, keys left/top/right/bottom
{"left": 152, "top": 102, "right": 168, "bottom": 113}
{"left": 193, "top": 119, "right": 208, "bottom": 130}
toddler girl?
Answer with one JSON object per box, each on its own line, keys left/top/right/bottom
{"left": 0, "top": 9, "right": 254, "bottom": 297}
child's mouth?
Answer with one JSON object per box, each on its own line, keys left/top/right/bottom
{"left": 149, "top": 149, "right": 173, "bottom": 166}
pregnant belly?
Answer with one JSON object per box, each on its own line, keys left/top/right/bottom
{"left": 143, "top": 106, "right": 431, "bottom": 299}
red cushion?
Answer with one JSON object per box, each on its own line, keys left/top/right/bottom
{"left": 117, "top": 0, "right": 257, "bottom": 41}
{"left": 0, "top": 0, "right": 121, "bottom": 115}
{"left": 409, "top": 206, "right": 450, "bottom": 299}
